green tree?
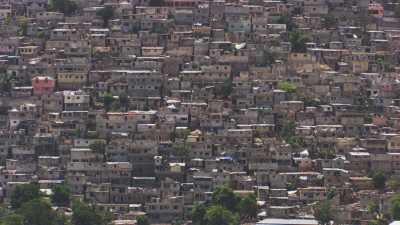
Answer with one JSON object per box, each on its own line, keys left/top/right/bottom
{"left": 4, "top": 16, "right": 11, "bottom": 25}
{"left": 205, "top": 205, "right": 239, "bottom": 225}
{"left": 37, "top": 31, "right": 46, "bottom": 39}
{"left": 289, "top": 31, "right": 309, "bottom": 53}
{"left": 192, "top": 204, "right": 207, "bottom": 225}
{"left": 50, "top": 0, "right": 78, "bottom": 16}
{"left": 277, "top": 81, "right": 296, "bottom": 93}
{"left": 51, "top": 184, "right": 71, "bottom": 207}
{"left": 262, "top": 50, "right": 276, "bottom": 66}
{"left": 322, "top": 14, "right": 338, "bottom": 29}
{"left": 388, "top": 177, "right": 400, "bottom": 191}
{"left": 367, "top": 201, "right": 386, "bottom": 224}
{"left": 220, "top": 78, "right": 233, "bottom": 99}
{"left": 286, "top": 136, "right": 305, "bottom": 149}
{"left": 19, "top": 199, "right": 57, "bottom": 225}
{"left": 143, "top": 98, "right": 150, "bottom": 111}
{"left": 0, "top": 73, "right": 16, "bottom": 94}
{"left": 391, "top": 194, "right": 400, "bottom": 220}
{"left": 72, "top": 201, "right": 110, "bottom": 225}
{"left": 313, "top": 200, "right": 335, "bottom": 225}
{"left": 280, "top": 121, "right": 296, "bottom": 140}
{"left": 212, "top": 186, "right": 239, "bottom": 212}
{"left": 1, "top": 214, "right": 24, "bottom": 225}
{"left": 327, "top": 187, "right": 336, "bottom": 200}
{"left": 89, "top": 140, "right": 107, "bottom": 159}
{"left": 301, "top": 96, "right": 321, "bottom": 107}
{"left": 17, "top": 21, "right": 27, "bottom": 36}
{"left": 10, "top": 183, "right": 40, "bottom": 209}
{"left": 371, "top": 171, "right": 386, "bottom": 191}
{"left": 136, "top": 215, "right": 150, "bottom": 225}
{"left": 97, "top": 6, "right": 114, "bottom": 27}
{"left": 376, "top": 56, "right": 387, "bottom": 72}
{"left": 277, "top": 14, "right": 296, "bottom": 31}
{"left": 365, "top": 115, "right": 373, "bottom": 124}
{"left": 0, "top": 204, "right": 11, "bottom": 218}
{"left": 367, "top": 202, "right": 380, "bottom": 215}
{"left": 103, "top": 93, "right": 115, "bottom": 112}
{"left": 238, "top": 194, "right": 257, "bottom": 221}
{"left": 318, "top": 149, "right": 336, "bottom": 159}
{"left": 368, "top": 219, "right": 386, "bottom": 225}
{"left": 286, "top": 181, "right": 297, "bottom": 191}
{"left": 119, "top": 94, "right": 129, "bottom": 111}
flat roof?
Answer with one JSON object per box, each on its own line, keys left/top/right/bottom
{"left": 257, "top": 218, "right": 318, "bottom": 225}
{"left": 349, "top": 152, "right": 370, "bottom": 156}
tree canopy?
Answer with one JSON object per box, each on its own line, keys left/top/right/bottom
{"left": 192, "top": 204, "right": 207, "bottom": 225}
{"left": 10, "top": 183, "right": 41, "bottom": 209}
{"left": 277, "top": 81, "right": 296, "bottom": 93}
{"left": 321, "top": 14, "right": 338, "bottom": 29}
{"left": 4, "top": 183, "right": 113, "bottom": 225}
{"left": 103, "top": 93, "right": 115, "bottom": 112}
{"left": 371, "top": 171, "right": 386, "bottom": 191}
{"left": 205, "top": 205, "right": 239, "bottom": 225}
{"left": 136, "top": 215, "right": 150, "bottom": 225}
{"left": 237, "top": 194, "right": 257, "bottom": 220}
{"left": 72, "top": 201, "right": 111, "bottom": 225}
{"left": 0, "top": 213, "right": 24, "bottom": 225}
{"left": 220, "top": 78, "right": 233, "bottom": 99}
{"left": 313, "top": 200, "right": 335, "bottom": 225}
{"left": 278, "top": 121, "right": 305, "bottom": 149}
{"left": 279, "top": 121, "right": 296, "bottom": 140}
{"left": 89, "top": 140, "right": 107, "bottom": 156}
{"left": 51, "top": 184, "right": 71, "bottom": 207}
{"left": 211, "top": 186, "right": 239, "bottom": 212}
{"left": 391, "top": 194, "right": 400, "bottom": 220}
{"left": 289, "top": 31, "right": 310, "bottom": 53}
{"left": 192, "top": 186, "right": 258, "bottom": 225}
{"left": 49, "top": 0, "right": 78, "bottom": 16}
{"left": 119, "top": 94, "right": 129, "bottom": 111}
{"left": 97, "top": 6, "right": 114, "bottom": 27}
{"left": 19, "top": 199, "right": 58, "bottom": 225}
{"left": 388, "top": 177, "right": 400, "bottom": 191}
{"left": 0, "top": 73, "right": 16, "bottom": 94}
{"left": 277, "top": 14, "right": 296, "bottom": 31}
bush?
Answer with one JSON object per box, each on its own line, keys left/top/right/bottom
{"left": 277, "top": 81, "right": 296, "bottom": 93}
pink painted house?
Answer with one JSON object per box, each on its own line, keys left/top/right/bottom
{"left": 32, "top": 76, "right": 55, "bottom": 95}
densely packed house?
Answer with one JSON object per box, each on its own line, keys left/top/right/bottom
{"left": 2, "top": 0, "right": 400, "bottom": 225}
